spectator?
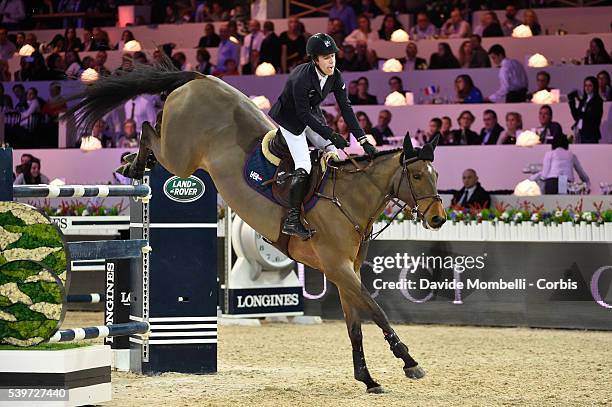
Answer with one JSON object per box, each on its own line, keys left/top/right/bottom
{"left": 482, "top": 11, "right": 504, "bottom": 38}
{"left": 355, "top": 111, "right": 373, "bottom": 136}
{"left": 14, "top": 31, "right": 25, "bottom": 49}
{"left": 229, "top": 4, "right": 249, "bottom": 36}
{"left": 0, "top": 0, "right": 25, "bottom": 31}
{"left": 280, "top": 16, "right": 306, "bottom": 73}
{"left": 345, "top": 14, "right": 379, "bottom": 45}
{"left": 337, "top": 41, "right": 376, "bottom": 71}
{"left": 42, "top": 81, "right": 66, "bottom": 119}
{"left": 523, "top": 9, "right": 541, "bottom": 36}
{"left": 20, "top": 87, "right": 41, "bottom": 126}
{"left": 198, "top": 23, "right": 221, "bottom": 48}
{"left": 528, "top": 70, "right": 551, "bottom": 100}
{"left": 354, "top": 0, "right": 381, "bottom": 19}
{"left": 46, "top": 53, "right": 67, "bottom": 80}
{"left": 64, "top": 50, "right": 83, "bottom": 79}
{"left": 46, "top": 34, "right": 66, "bottom": 54}
{"left": 77, "top": 119, "right": 107, "bottom": 151}
{"left": 81, "top": 27, "right": 94, "bottom": 52}
{"left": 209, "top": 1, "right": 229, "bottom": 21}
{"left": 497, "top": 112, "right": 522, "bottom": 145}
{"left": 124, "top": 95, "right": 157, "bottom": 133}
{"left": 217, "top": 23, "right": 240, "bottom": 74}
{"left": 115, "top": 30, "right": 135, "bottom": 52}
{"left": 469, "top": 35, "right": 491, "bottom": 68}
{"left": 241, "top": 19, "right": 265, "bottom": 74}
{"left": 95, "top": 50, "right": 111, "bottom": 76}
{"left": 371, "top": 109, "right": 393, "bottom": 145}
{"left": 227, "top": 20, "right": 243, "bottom": 44}
{"left": 530, "top": 135, "right": 590, "bottom": 194}
{"left": 423, "top": 117, "right": 442, "bottom": 144}
{"left": 480, "top": 109, "right": 504, "bottom": 145}
{"left": 213, "top": 58, "right": 239, "bottom": 77}
{"left": 410, "top": 12, "right": 438, "bottom": 40}
{"left": 454, "top": 74, "right": 483, "bottom": 104}
{"left": 569, "top": 76, "right": 603, "bottom": 144}
{"left": 442, "top": 8, "right": 471, "bottom": 39}
{"left": 487, "top": 44, "right": 528, "bottom": 103}
{"left": 388, "top": 76, "right": 404, "bottom": 94}
{"left": 0, "top": 83, "right": 13, "bottom": 111}
{"left": 64, "top": 27, "right": 82, "bottom": 51}
{"left": 584, "top": 38, "right": 612, "bottom": 65}
{"left": 450, "top": 110, "right": 479, "bottom": 145}
{"left": 81, "top": 55, "right": 96, "bottom": 70}
{"left": 0, "top": 27, "right": 15, "bottom": 60}
{"left": 450, "top": 169, "right": 491, "bottom": 208}
{"left": 12, "top": 83, "right": 26, "bottom": 111}
{"left": 536, "top": 105, "right": 563, "bottom": 144}
{"left": 502, "top": 4, "right": 522, "bottom": 36}
{"left": 327, "top": 18, "right": 345, "bottom": 46}
{"left": 13, "top": 158, "right": 49, "bottom": 185}
{"left": 458, "top": 41, "right": 472, "bottom": 68}
{"left": 14, "top": 153, "right": 32, "bottom": 176}
{"left": 195, "top": 48, "right": 214, "bottom": 75}
{"left": 259, "top": 21, "right": 281, "bottom": 71}
{"left": 440, "top": 116, "right": 452, "bottom": 143}
{"left": 472, "top": 12, "right": 486, "bottom": 37}
{"left": 0, "top": 59, "right": 11, "bottom": 81}
{"left": 378, "top": 13, "right": 403, "bottom": 41}
{"left": 597, "top": 70, "right": 612, "bottom": 101}
{"left": 329, "top": 0, "right": 357, "bottom": 35}
{"left": 429, "top": 42, "right": 460, "bottom": 69}
{"left": 401, "top": 42, "right": 427, "bottom": 71}
{"left": 352, "top": 76, "right": 378, "bottom": 105}
{"left": 348, "top": 80, "right": 358, "bottom": 104}
{"left": 163, "top": 4, "right": 179, "bottom": 24}
{"left": 172, "top": 52, "right": 191, "bottom": 71}
{"left": 117, "top": 119, "right": 139, "bottom": 148}
{"left": 91, "top": 27, "right": 110, "bottom": 51}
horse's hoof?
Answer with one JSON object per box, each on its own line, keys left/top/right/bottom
{"left": 366, "top": 385, "right": 385, "bottom": 394}
{"left": 123, "top": 152, "right": 137, "bottom": 164}
{"left": 404, "top": 365, "right": 426, "bottom": 379}
{"left": 116, "top": 164, "right": 129, "bottom": 176}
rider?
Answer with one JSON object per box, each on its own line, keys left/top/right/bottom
{"left": 269, "top": 32, "right": 378, "bottom": 240}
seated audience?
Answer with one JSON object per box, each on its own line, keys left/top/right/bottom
{"left": 523, "top": 9, "right": 541, "bottom": 36}
{"left": 64, "top": 27, "right": 82, "bottom": 52}
{"left": 487, "top": 44, "right": 528, "bottom": 103}
{"left": 329, "top": 0, "right": 357, "bottom": 35}
{"left": 378, "top": 13, "right": 403, "bottom": 41}
{"left": 450, "top": 169, "right": 491, "bottom": 208}
{"left": 409, "top": 12, "right": 438, "bottom": 40}
{"left": 95, "top": 50, "right": 111, "bottom": 76}
{"left": 569, "top": 76, "right": 603, "bottom": 144}
{"left": 597, "top": 70, "right": 612, "bottom": 101}
{"left": 400, "top": 42, "right": 427, "bottom": 71}
{"left": 355, "top": 111, "right": 373, "bottom": 137}
{"left": 0, "top": 27, "right": 15, "bottom": 60}
{"left": 20, "top": 87, "right": 41, "bottom": 126}
{"left": 502, "top": 4, "right": 522, "bottom": 36}
{"left": 64, "top": 50, "right": 83, "bottom": 79}
{"left": 442, "top": 8, "right": 471, "bottom": 38}
{"left": 468, "top": 35, "right": 491, "bottom": 68}
{"left": 12, "top": 83, "right": 27, "bottom": 111}
{"left": 454, "top": 74, "right": 483, "bottom": 104}
{"left": 344, "top": 14, "right": 379, "bottom": 45}
{"left": 0, "top": 83, "right": 13, "bottom": 111}
{"left": 13, "top": 158, "right": 49, "bottom": 185}
{"left": 348, "top": 80, "right": 359, "bottom": 104}
{"left": 352, "top": 76, "right": 378, "bottom": 105}
{"left": 497, "top": 112, "right": 522, "bottom": 145}
{"left": 371, "top": 109, "right": 393, "bottom": 145}
{"left": 530, "top": 135, "right": 590, "bottom": 194}
{"left": 77, "top": 119, "right": 112, "bottom": 151}
{"left": 46, "top": 53, "right": 67, "bottom": 80}
{"left": 42, "top": 82, "right": 67, "bottom": 119}
{"left": 388, "top": 76, "right": 404, "bottom": 94}
{"left": 449, "top": 111, "right": 479, "bottom": 145}
{"left": 421, "top": 117, "right": 442, "bottom": 144}
{"left": 537, "top": 105, "right": 564, "bottom": 144}
{"left": 440, "top": 116, "right": 452, "bottom": 142}
{"left": 327, "top": 18, "right": 346, "bottom": 47}
{"left": 198, "top": 23, "right": 221, "bottom": 48}
{"left": 337, "top": 42, "right": 376, "bottom": 71}
{"left": 213, "top": 58, "right": 239, "bottom": 77}
{"left": 173, "top": 52, "right": 192, "bottom": 71}
{"left": 584, "top": 38, "right": 612, "bottom": 65}
{"left": 482, "top": 11, "right": 504, "bottom": 37}
{"left": 479, "top": 109, "right": 504, "bottom": 145}
{"left": 260, "top": 21, "right": 281, "bottom": 71}
{"left": 115, "top": 30, "right": 135, "bottom": 51}
{"left": 429, "top": 42, "right": 460, "bottom": 69}
{"left": 117, "top": 119, "right": 139, "bottom": 148}
{"left": 528, "top": 71, "right": 551, "bottom": 100}
{"left": 195, "top": 48, "right": 215, "bottom": 75}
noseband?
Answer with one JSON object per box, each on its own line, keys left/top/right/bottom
{"left": 391, "top": 157, "right": 442, "bottom": 222}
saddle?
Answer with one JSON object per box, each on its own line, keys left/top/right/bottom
{"left": 263, "top": 129, "right": 325, "bottom": 208}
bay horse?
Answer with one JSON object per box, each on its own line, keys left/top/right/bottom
{"left": 65, "top": 60, "right": 446, "bottom": 393}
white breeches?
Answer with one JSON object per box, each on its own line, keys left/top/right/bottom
{"left": 279, "top": 125, "right": 338, "bottom": 174}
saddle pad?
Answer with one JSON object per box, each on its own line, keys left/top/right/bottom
{"left": 243, "top": 140, "right": 324, "bottom": 212}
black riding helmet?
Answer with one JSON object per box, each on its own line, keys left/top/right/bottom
{"left": 306, "top": 33, "right": 340, "bottom": 58}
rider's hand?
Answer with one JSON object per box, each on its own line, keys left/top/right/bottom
{"left": 361, "top": 140, "right": 378, "bottom": 159}
{"left": 329, "top": 132, "right": 350, "bottom": 149}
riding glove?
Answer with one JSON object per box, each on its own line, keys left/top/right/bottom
{"left": 360, "top": 140, "right": 378, "bottom": 159}
{"left": 328, "top": 132, "right": 350, "bottom": 149}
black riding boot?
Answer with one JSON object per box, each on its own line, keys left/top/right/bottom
{"left": 282, "top": 168, "right": 314, "bottom": 240}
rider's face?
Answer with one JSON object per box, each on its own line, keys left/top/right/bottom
{"left": 316, "top": 53, "right": 335, "bottom": 76}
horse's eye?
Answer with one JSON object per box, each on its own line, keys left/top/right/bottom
{"left": 413, "top": 173, "right": 421, "bottom": 180}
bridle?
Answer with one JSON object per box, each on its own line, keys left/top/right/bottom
{"left": 317, "top": 152, "right": 442, "bottom": 242}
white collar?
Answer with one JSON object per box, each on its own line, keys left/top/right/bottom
{"left": 315, "top": 66, "right": 327, "bottom": 82}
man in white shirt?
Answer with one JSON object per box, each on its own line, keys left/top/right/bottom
{"left": 240, "top": 19, "right": 265, "bottom": 74}
{"left": 486, "top": 44, "right": 528, "bottom": 103}
{"left": 124, "top": 95, "right": 158, "bottom": 133}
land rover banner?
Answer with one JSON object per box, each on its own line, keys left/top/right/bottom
{"left": 303, "top": 241, "right": 612, "bottom": 330}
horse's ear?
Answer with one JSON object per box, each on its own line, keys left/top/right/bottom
{"left": 403, "top": 133, "right": 417, "bottom": 160}
{"left": 429, "top": 133, "right": 440, "bottom": 150}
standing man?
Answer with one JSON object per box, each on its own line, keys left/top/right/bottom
{"left": 487, "top": 44, "right": 528, "bottom": 103}
{"left": 259, "top": 21, "right": 281, "bottom": 71}
{"left": 216, "top": 23, "right": 240, "bottom": 74}
{"left": 269, "top": 33, "right": 377, "bottom": 239}
{"left": 241, "top": 19, "right": 265, "bottom": 74}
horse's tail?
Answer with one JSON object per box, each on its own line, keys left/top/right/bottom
{"left": 64, "top": 55, "right": 202, "bottom": 133}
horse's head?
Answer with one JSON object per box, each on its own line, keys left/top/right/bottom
{"left": 391, "top": 134, "right": 446, "bottom": 230}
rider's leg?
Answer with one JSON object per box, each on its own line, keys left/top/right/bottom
{"left": 278, "top": 126, "right": 314, "bottom": 240}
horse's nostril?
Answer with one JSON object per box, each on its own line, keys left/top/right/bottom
{"left": 431, "top": 215, "right": 446, "bottom": 228}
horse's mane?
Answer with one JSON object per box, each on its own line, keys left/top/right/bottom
{"left": 336, "top": 148, "right": 402, "bottom": 167}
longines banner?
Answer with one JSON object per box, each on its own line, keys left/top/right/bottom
{"left": 303, "top": 241, "right": 612, "bottom": 330}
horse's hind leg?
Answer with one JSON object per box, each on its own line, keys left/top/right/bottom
{"left": 339, "top": 290, "right": 384, "bottom": 393}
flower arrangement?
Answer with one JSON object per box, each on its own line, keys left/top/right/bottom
{"left": 28, "top": 199, "right": 127, "bottom": 217}
{"left": 378, "top": 199, "right": 612, "bottom": 225}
